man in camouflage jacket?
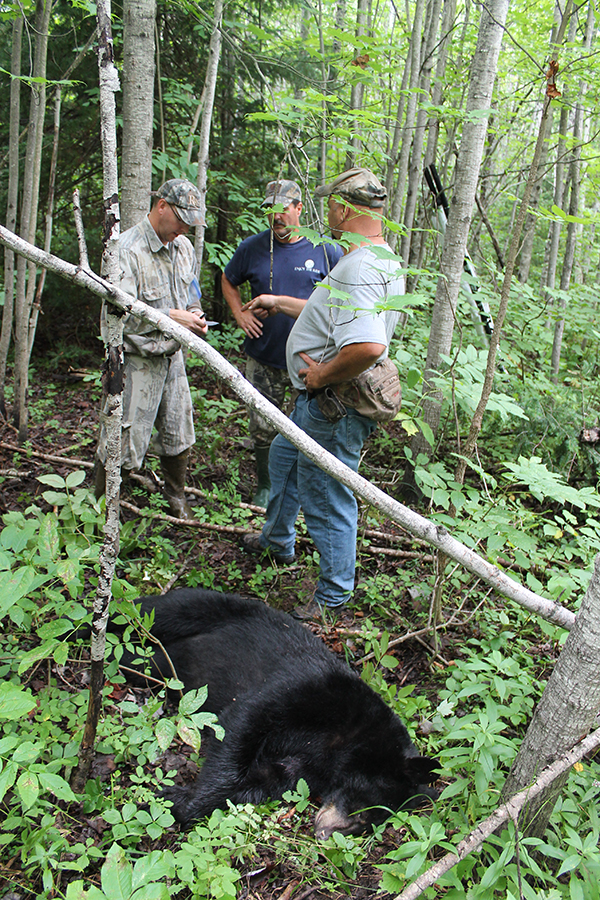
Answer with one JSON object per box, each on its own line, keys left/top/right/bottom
{"left": 95, "top": 179, "right": 207, "bottom": 519}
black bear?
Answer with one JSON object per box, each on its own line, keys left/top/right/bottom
{"left": 118, "top": 588, "right": 438, "bottom": 838}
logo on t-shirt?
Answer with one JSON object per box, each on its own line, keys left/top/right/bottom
{"left": 305, "top": 259, "right": 315, "bottom": 269}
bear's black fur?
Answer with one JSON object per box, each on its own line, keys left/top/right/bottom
{"left": 119, "top": 588, "right": 438, "bottom": 838}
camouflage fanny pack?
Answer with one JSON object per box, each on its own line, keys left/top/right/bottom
{"left": 317, "top": 357, "right": 402, "bottom": 423}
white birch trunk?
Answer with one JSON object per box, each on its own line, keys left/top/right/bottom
{"left": 345, "top": 0, "right": 369, "bottom": 169}
{"left": 409, "top": 0, "right": 509, "bottom": 461}
{"left": 0, "top": 223, "right": 577, "bottom": 636}
{"left": 550, "top": 2, "right": 592, "bottom": 379}
{"left": 71, "top": 0, "right": 122, "bottom": 794}
{"left": 0, "top": 15, "right": 23, "bottom": 418}
{"left": 12, "top": 0, "right": 52, "bottom": 442}
{"left": 121, "top": 0, "right": 156, "bottom": 231}
{"left": 194, "top": 0, "right": 223, "bottom": 267}
{"left": 388, "top": 0, "right": 426, "bottom": 251}
{"left": 400, "top": 0, "right": 443, "bottom": 265}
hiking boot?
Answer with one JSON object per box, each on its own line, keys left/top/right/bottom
{"left": 291, "top": 599, "right": 342, "bottom": 621}
{"left": 242, "top": 532, "right": 295, "bottom": 565}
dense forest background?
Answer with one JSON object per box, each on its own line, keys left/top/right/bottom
{"left": 1, "top": 0, "right": 600, "bottom": 898}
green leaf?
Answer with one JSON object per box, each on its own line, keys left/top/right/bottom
{"left": 38, "top": 771, "right": 77, "bottom": 801}
{"left": 179, "top": 686, "right": 208, "bottom": 715}
{"left": 66, "top": 470, "right": 87, "bottom": 489}
{"left": 17, "top": 770, "right": 39, "bottom": 809}
{"left": 0, "top": 761, "right": 18, "bottom": 802}
{"left": 13, "top": 741, "right": 40, "bottom": 765}
{"left": 37, "top": 512, "right": 60, "bottom": 561}
{"left": 0, "top": 683, "right": 37, "bottom": 719}
{"left": 0, "top": 566, "right": 49, "bottom": 615}
{"left": 38, "top": 473, "right": 66, "bottom": 489}
{"left": 18, "top": 640, "right": 60, "bottom": 675}
{"left": 177, "top": 719, "right": 201, "bottom": 751}
{"left": 100, "top": 845, "right": 133, "bottom": 898}
{"left": 155, "top": 718, "right": 176, "bottom": 751}
{"left": 380, "top": 654, "right": 399, "bottom": 669}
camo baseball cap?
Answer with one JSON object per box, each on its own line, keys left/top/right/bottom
{"left": 314, "top": 168, "right": 387, "bottom": 209}
{"left": 261, "top": 179, "right": 302, "bottom": 208}
{"left": 153, "top": 179, "right": 205, "bottom": 225}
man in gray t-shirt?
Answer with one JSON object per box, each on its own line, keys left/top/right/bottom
{"left": 242, "top": 168, "right": 404, "bottom": 618}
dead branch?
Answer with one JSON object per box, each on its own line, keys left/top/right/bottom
{"left": 394, "top": 726, "right": 600, "bottom": 900}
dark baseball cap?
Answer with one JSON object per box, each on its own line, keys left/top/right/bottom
{"left": 314, "top": 168, "right": 387, "bottom": 209}
{"left": 261, "top": 179, "right": 302, "bottom": 208}
{"left": 153, "top": 179, "right": 205, "bottom": 225}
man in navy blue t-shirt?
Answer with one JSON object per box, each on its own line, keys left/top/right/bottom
{"left": 222, "top": 179, "right": 342, "bottom": 506}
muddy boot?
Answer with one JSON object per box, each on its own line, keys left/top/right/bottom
{"left": 160, "top": 450, "right": 195, "bottom": 520}
{"left": 252, "top": 446, "right": 271, "bottom": 508}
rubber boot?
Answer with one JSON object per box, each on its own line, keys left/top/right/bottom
{"left": 252, "top": 446, "right": 271, "bottom": 508}
{"left": 160, "top": 450, "right": 195, "bottom": 520}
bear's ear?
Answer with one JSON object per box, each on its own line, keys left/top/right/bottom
{"left": 406, "top": 756, "right": 441, "bottom": 784}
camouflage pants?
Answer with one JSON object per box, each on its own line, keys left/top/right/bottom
{"left": 245, "top": 356, "right": 293, "bottom": 450}
{"left": 96, "top": 350, "right": 195, "bottom": 470}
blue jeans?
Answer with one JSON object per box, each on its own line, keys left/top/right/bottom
{"left": 260, "top": 392, "right": 375, "bottom": 608}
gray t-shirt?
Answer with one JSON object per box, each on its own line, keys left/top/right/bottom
{"left": 286, "top": 243, "right": 404, "bottom": 389}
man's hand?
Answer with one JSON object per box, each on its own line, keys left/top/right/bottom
{"left": 242, "top": 294, "right": 278, "bottom": 317}
{"left": 298, "top": 352, "right": 325, "bottom": 391}
{"left": 298, "top": 343, "right": 386, "bottom": 392}
{"left": 243, "top": 293, "right": 306, "bottom": 319}
{"left": 235, "top": 307, "right": 264, "bottom": 339}
{"left": 170, "top": 308, "right": 208, "bottom": 337}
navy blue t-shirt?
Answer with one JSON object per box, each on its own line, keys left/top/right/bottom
{"left": 223, "top": 230, "right": 342, "bottom": 369}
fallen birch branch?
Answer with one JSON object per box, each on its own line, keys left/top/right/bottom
{"left": 0, "top": 226, "right": 575, "bottom": 631}
{"left": 394, "top": 725, "right": 600, "bottom": 900}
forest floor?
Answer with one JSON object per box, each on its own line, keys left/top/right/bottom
{"left": 0, "top": 347, "right": 466, "bottom": 900}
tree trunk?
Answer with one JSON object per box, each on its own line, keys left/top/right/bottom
{"left": 0, "top": 15, "right": 23, "bottom": 419}
{"left": 388, "top": 0, "right": 426, "bottom": 251}
{"left": 0, "top": 222, "right": 578, "bottom": 636}
{"left": 407, "top": 0, "right": 509, "bottom": 468}
{"left": 28, "top": 28, "right": 98, "bottom": 347}
{"left": 500, "top": 552, "right": 600, "bottom": 837}
{"left": 516, "top": 104, "right": 552, "bottom": 283}
{"left": 71, "top": 0, "right": 122, "bottom": 794}
{"left": 423, "top": 0, "right": 457, "bottom": 171}
{"left": 121, "top": 0, "right": 156, "bottom": 231}
{"left": 345, "top": 0, "right": 369, "bottom": 169}
{"left": 453, "top": 1, "right": 574, "bottom": 488}
{"left": 194, "top": 0, "right": 223, "bottom": 267}
{"left": 540, "top": 101, "right": 569, "bottom": 305}
{"left": 550, "top": 1, "right": 592, "bottom": 380}
{"left": 12, "top": 0, "right": 53, "bottom": 442}
{"left": 400, "top": 0, "right": 443, "bottom": 266}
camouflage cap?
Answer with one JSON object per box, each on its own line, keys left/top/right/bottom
{"left": 261, "top": 179, "right": 302, "bottom": 208}
{"left": 314, "top": 168, "right": 387, "bottom": 209}
{"left": 153, "top": 179, "right": 205, "bottom": 226}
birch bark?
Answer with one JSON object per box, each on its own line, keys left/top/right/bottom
{"left": 0, "top": 15, "right": 23, "bottom": 419}
{"left": 12, "top": 0, "right": 52, "bottom": 441}
{"left": 194, "top": 0, "right": 223, "bottom": 267}
{"left": 408, "top": 0, "right": 509, "bottom": 465}
{"left": 71, "top": 0, "right": 122, "bottom": 793}
{"left": 121, "top": 0, "right": 156, "bottom": 231}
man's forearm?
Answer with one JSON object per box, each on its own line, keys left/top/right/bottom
{"left": 300, "top": 342, "right": 386, "bottom": 391}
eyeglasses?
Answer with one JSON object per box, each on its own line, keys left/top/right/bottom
{"left": 169, "top": 204, "right": 186, "bottom": 223}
